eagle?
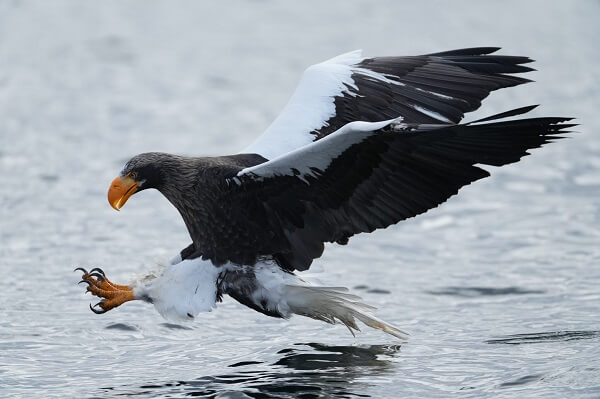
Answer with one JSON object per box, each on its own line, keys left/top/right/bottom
{"left": 76, "top": 47, "right": 573, "bottom": 339}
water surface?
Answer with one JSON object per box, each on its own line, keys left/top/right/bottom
{"left": 1, "top": 1, "right": 599, "bottom": 398}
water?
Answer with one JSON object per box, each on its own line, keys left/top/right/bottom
{"left": 1, "top": 1, "right": 599, "bottom": 398}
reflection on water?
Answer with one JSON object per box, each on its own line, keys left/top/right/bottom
{"left": 486, "top": 331, "right": 600, "bottom": 345}
{"left": 101, "top": 343, "right": 401, "bottom": 398}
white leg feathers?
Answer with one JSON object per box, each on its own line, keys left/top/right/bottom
{"left": 132, "top": 258, "right": 220, "bottom": 321}
{"left": 132, "top": 258, "right": 408, "bottom": 339}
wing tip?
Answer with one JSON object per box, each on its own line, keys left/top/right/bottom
{"left": 468, "top": 104, "right": 540, "bottom": 124}
{"left": 426, "top": 46, "right": 502, "bottom": 56}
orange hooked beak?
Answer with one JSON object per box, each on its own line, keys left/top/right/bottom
{"left": 107, "top": 175, "right": 139, "bottom": 211}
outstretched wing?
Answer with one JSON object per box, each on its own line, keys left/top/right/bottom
{"left": 242, "top": 47, "right": 534, "bottom": 159}
{"left": 206, "top": 108, "right": 572, "bottom": 271}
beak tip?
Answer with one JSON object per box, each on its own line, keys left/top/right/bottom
{"left": 109, "top": 199, "right": 121, "bottom": 211}
{"left": 107, "top": 175, "right": 138, "bottom": 211}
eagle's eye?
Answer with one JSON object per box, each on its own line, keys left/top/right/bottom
{"left": 128, "top": 171, "right": 138, "bottom": 180}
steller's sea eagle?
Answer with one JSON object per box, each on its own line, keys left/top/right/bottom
{"left": 76, "top": 48, "right": 573, "bottom": 339}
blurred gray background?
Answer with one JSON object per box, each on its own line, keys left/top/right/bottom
{"left": 1, "top": 1, "right": 599, "bottom": 398}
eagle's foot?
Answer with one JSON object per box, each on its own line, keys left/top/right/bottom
{"left": 75, "top": 267, "right": 134, "bottom": 314}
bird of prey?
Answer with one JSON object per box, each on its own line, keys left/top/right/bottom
{"left": 76, "top": 47, "right": 573, "bottom": 339}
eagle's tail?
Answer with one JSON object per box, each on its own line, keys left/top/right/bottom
{"left": 284, "top": 285, "right": 409, "bottom": 340}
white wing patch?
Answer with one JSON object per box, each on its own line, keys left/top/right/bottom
{"left": 241, "top": 48, "right": 534, "bottom": 161}
{"left": 242, "top": 50, "right": 405, "bottom": 160}
{"left": 237, "top": 119, "right": 399, "bottom": 184}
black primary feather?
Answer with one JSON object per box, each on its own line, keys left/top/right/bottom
{"left": 313, "top": 47, "right": 534, "bottom": 139}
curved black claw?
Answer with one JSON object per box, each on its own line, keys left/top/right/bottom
{"left": 89, "top": 267, "right": 105, "bottom": 276}
{"left": 90, "top": 302, "right": 107, "bottom": 314}
{"left": 74, "top": 267, "right": 88, "bottom": 274}
{"left": 89, "top": 272, "right": 105, "bottom": 282}
{"left": 78, "top": 280, "right": 92, "bottom": 286}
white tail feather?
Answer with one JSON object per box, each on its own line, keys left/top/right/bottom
{"left": 284, "top": 285, "right": 409, "bottom": 340}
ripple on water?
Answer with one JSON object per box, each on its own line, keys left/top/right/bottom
{"left": 352, "top": 285, "right": 391, "bottom": 294}
{"left": 104, "top": 323, "right": 139, "bottom": 332}
{"left": 499, "top": 374, "right": 543, "bottom": 388}
{"left": 160, "top": 322, "right": 194, "bottom": 331}
{"left": 427, "top": 286, "right": 546, "bottom": 297}
{"left": 486, "top": 330, "right": 600, "bottom": 345}
{"left": 366, "top": 288, "right": 391, "bottom": 294}
{"left": 228, "top": 361, "right": 264, "bottom": 368}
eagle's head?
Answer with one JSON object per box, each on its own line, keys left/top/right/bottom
{"left": 107, "top": 152, "right": 169, "bottom": 211}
